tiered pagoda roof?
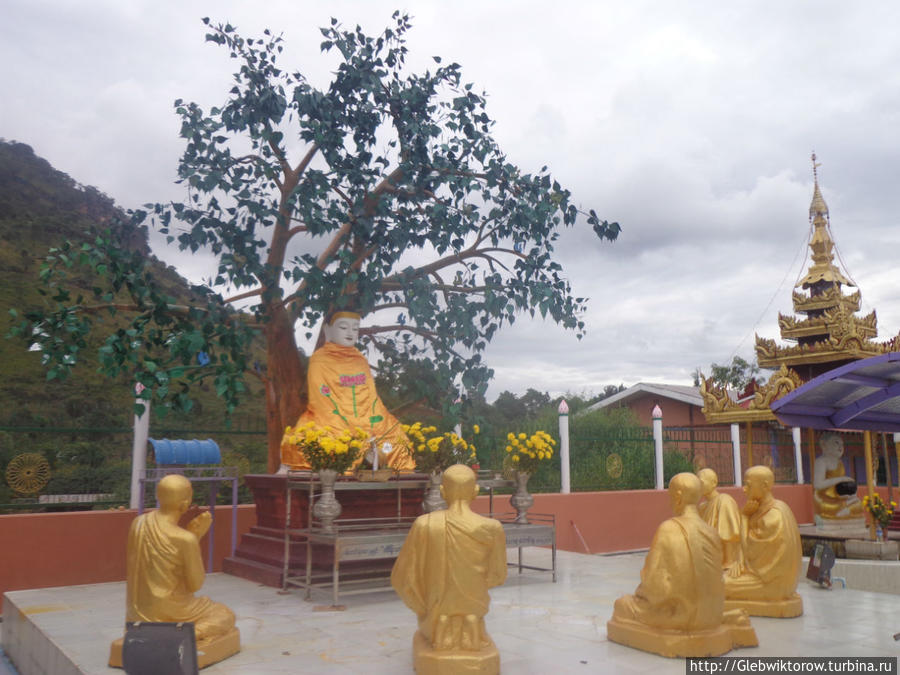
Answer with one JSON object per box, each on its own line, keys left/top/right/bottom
{"left": 754, "top": 158, "right": 895, "bottom": 375}
{"left": 701, "top": 155, "right": 900, "bottom": 424}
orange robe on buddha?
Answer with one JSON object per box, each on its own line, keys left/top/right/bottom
{"left": 281, "top": 342, "right": 414, "bottom": 471}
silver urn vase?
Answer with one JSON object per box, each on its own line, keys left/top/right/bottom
{"left": 509, "top": 471, "right": 534, "bottom": 523}
{"left": 422, "top": 469, "right": 447, "bottom": 512}
{"left": 312, "top": 469, "right": 342, "bottom": 533}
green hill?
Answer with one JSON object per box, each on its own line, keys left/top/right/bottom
{"left": 0, "top": 140, "right": 267, "bottom": 504}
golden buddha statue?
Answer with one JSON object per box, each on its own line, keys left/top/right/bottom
{"left": 281, "top": 311, "right": 414, "bottom": 471}
{"left": 698, "top": 468, "right": 742, "bottom": 572}
{"left": 813, "top": 432, "right": 863, "bottom": 521}
{"left": 724, "top": 465, "right": 803, "bottom": 618}
{"left": 109, "top": 474, "right": 240, "bottom": 669}
{"left": 607, "top": 472, "right": 757, "bottom": 658}
{"left": 391, "top": 464, "right": 507, "bottom": 674}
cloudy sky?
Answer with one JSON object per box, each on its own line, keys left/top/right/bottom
{"left": 4, "top": 1, "right": 900, "bottom": 401}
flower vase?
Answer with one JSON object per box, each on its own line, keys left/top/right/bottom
{"left": 510, "top": 470, "right": 534, "bottom": 523}
{"left": 422, "top": 470, "right": 447, "bottom": 513}
{"left": 312, "top": 469, "right": 342, "bottom": 533}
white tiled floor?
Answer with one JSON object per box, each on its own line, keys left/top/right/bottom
{"left": 3, "top": 549, "right": 899, "bottom": 674}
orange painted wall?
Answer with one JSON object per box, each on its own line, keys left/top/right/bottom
{"left": 471, "top": 483, "right": 817, "bottom": 555}
{"left": 0, "top": 505, "right": 256, "bottom": 599}
{"left": 1, "top": 484, "right": 888, "bottom": 599}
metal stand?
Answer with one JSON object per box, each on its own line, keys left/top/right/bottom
{"left": 497, "top": 513, "right": 557, "bottom": 582}
{"left": 281, "top": 473, "right": 428, "bottom": 606}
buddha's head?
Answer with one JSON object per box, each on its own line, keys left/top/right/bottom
{"left": 697, "top": 468, "right": 718, "bottom": 497}
{"left": 324, "top": 311, "right": 360, "bottom": 347}
{"left": 157, "top": 474, "right": 193, "bottom": 515}
{"left": 819, "top": 432, "right": 844, "bottom": 458}
{"left": 441, "top": 464, "right": 479, "bottom": 503}
{"left": 668, "top": 472, "right": 702, "bottom": 515}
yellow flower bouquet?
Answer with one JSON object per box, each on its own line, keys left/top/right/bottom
{"left": 283, "top": 421, "right": 368, "bottom": 474}
{"left": 503, "top": 430, "right": 556, "bottom": 475}
{"left": 401, "top": 422, "right": 478, "bottom": 474}
{"left": 862, "top": 493, "right": 897, "bottom": 528}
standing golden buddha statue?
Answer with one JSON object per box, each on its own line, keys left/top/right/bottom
{"left": 281, "top": 311, "right": 414, "bottom": 471}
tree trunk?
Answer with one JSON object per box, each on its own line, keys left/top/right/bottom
{"left": 263, "top": 303, "right": 307, "bottom": 472}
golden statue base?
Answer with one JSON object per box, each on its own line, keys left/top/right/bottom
{"left": 412, "top": 630, "right": 499, "bottom": 675}
{"left": 724, "top": 593, "right": 803, "bottom": 618}
{"left": 606, "top": 616, "right": 757, "bottom": 659}
{"left": 109, "top": 627, "right": 241, "bottom": 670}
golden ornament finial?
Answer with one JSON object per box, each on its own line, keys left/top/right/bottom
{"left": 811, "top": 151, "right": 821, "bottom": 184}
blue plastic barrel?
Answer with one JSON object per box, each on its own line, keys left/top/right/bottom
{"left": 149, "top": 438, "right": 221, "bottom": 465}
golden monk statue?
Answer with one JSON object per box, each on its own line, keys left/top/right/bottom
{"left": 698, "top": 468, "right": 742, "bottom": 572}
{"left": 109, "top": 474, "right": 240, "bottom": 669}
{"left": 391, "top": 464, "right": 507, "bottom": 674}
{"left": 281, "top": 311, "right": 414, "bottom": 471}
{"left": 607, "top": 473, "right": 757, "bottom": 658}
{"left": 813, "top": 432, "right": 863, "bottom": 521}
{"left": 724, "top": 465, "right": 803, "bottom": 618}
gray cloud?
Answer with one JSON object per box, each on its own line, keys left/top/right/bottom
{"left": 3, "top": 0, "right": 900, "bottom": 401}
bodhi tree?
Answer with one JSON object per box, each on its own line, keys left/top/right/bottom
{"left": 14, "top": 13, "right": 620, "bottom": 472}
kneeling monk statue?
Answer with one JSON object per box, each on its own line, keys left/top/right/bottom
{"left": 281, "top": 311, "right": 414, "bottom": 471}
{"left": 391, "top": 464, "right": 507, "bottom": 674}
{"left": 608, "top": 472, "right": 757, "bottom": 658}
{"left": 109, "top": 474, "right": 240, "bottom": 669}
{"left": 724, "top": 465, "right": 803, "bottom": 618}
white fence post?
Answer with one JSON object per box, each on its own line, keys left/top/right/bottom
{"left": 792, "top": 427, "right": 804, "bottom": 484}
{"left": 558, "top": 399, "right": 570, "bottom": 494}
{"left": 130, "top": 385, "right": 150, "bottom": 510}
{"left": 731, "top": 423, "right": 742, "bottom": 487}
{"left": 652, "top": 405, "right": 664, "bottom": 490}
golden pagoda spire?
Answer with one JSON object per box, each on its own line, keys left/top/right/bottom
{"left": 797, "top": 152, "right": 852, "bottom": 289}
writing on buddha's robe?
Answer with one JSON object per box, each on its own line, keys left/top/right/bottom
{"left": 613, "top": 514, "right": 724, "bottom": 631}
{"left": 725, "top": 499, "right": 801, "bottom": 600}
{"left": 126, "top": 511, "right": 234, "bottom": 642}
{"left": 281, "top": 342, "right": 414, "bottom": 470}
{"left": 391, "top": 509, "right": 507, "bottom": 648}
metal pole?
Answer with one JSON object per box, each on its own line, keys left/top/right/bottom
{"left": 864, "top": 431, "right": 877, "bottom": 540}
{"left": 652, "top": 405, "right": 664, "bottom": 490}
{"left": 130, "top": 384, "right": 150, "bottom": 510}
{"left": 731, "top": 423, "right": 742, "bottom": 487}
{"left": 792, "top": 427, "right": 804, "bottom": 484}
{"left": 558, "top": 399, "right": 570, "bottom": 494}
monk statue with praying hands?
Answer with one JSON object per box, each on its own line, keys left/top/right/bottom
{"left": 109, "top": 474, "right": 240, "bottom": 670}
{"left": 724, "top": 465, "right": 803, "bottom": 618}
{"left": 391, "top": 464, "right": 507, "bottom": 674}
{"left": 280, "top": 310, "right": 414, "bottom": 472}
{"left": 607, "top": 472, "right": 757, "bottom": 659}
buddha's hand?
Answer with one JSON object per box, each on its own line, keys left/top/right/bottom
{"left": 187, "top": 511, "right": 212, "bottom": 539}
{"left": 726, "top": 561, "right": 743, "bottom": 578}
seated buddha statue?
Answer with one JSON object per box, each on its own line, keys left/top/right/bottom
{"left": 391, "top": 464, "right": 507, "bottom": 674}
{"left": 109, "top": 474, "right": 240, "bottom": 669}
{"left": 724, "top": 465, "right": 803, "bottom": 618}
{"left": 281, "top": 311, "right": 414, "bottom": 471}
{"left": 813, "top": 432, "right": 863, "bottom": 521}
{"left": 698, "top": 468, "right": 742, "bottom": 573}
{"left": 607, "top": 472, "right": 757, "bottom": 658}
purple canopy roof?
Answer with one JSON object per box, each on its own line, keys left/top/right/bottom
{"left": 771, "top": 352, "right": 900, "bottom": 431}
